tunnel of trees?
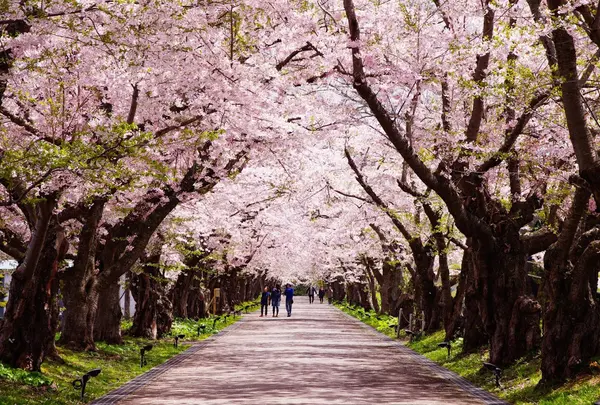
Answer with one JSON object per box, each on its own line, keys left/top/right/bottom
{"left": 1, "top": 0, "right": 600, "bottom": 390}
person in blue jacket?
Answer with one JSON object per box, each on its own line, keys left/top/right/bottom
{"left": 284, "top": 284, "right": 294, "bottom": 317}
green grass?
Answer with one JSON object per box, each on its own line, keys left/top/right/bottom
{"left": 0, "top": 299, "right": 260, "bottom": 405}
{"left": 336, "top": 301, "right": 600, "bottom": 405}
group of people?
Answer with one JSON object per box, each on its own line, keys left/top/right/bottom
{"left": 260, "top": 284, "right": 295, "bottom": 317}
{"left": 259, "top": 283, "right": 334, "bottom": 318}
{"left": 308, "top": 285, "right": 333, "bottom": 304}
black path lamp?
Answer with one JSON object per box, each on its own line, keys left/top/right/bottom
{"left": 404, "top": 329, "right": 421, "bottom": 342}
{"left": 197, "top": 324, "right": 206, "bottom": 337}
{"left": 174, "top": 334, "right": 185, "bottom": 348}
{"left": 483, "top": 362, "right": 502, "bottom": 388}
{"left": 438, "top": 341, "right": 452, "bottom": 359}
{"left": 213, "top": 315, "right": 221, "bottom": 329}
{"left": 72, "top": 368, "right": 101, "bottom": 400}
{"left": 140, "top": 344, "right": 153, "bottom": 368}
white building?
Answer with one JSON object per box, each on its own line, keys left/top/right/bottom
{"left": 0, "top": 260, "right": 17, "bottom": 318}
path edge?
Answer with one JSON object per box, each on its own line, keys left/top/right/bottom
{"left": 334, "top": 308, "right": 510, "bottom": 405}
{"left": 89, "top": 317, "right": 247, "bottom": 405}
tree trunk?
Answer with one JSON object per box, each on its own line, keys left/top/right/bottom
{"left": 93, "top": 283, "right": 123, "bottom": 344}
{"left": 472, "top": 235, "right": 541, "bottom": 366}
{"left": 445, "top": 251, "right": 468, "bottom": 341}
{"left": 130, "top": 249, "right": 173, "bottom": 339}
{"left": 0, "top": 198, "right": 66, "bottom": 370}
{"left": 463, "top": 249, "right": 488, "bottom": 352}
{"left": 363, "top": 258, "right": 381, "bottom": 314}
{"left": 172, "top": 271, "right": 193, "bottom": 319}
{"left": 331, "top": 275, "right": 346, "bottom": 302}
{"left": 541, "top": 188, "right": 600, "bottom": 382}
{"left": 380, "top": 261, "right": 403, "bottom": 315}
{"left": 59, "top": 198, "right": 105, "bottom": 350}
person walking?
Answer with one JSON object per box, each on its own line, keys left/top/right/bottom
{"left": 327, "top": 286, "right": 334, "bottom": 304}
{"left": 318, "top": 287, "right": 325, "bottom": 303}
{"left": 271, "top": 285, "right": 281, "bottom": 317}
{"left": 260, "top": 286, "right": 270, "bottom": 317}
{"left": 284, "top": 284, "right": 294, "bottom": 317}
{"left": 308, "top": 285, "right": 316, "bottom": 304}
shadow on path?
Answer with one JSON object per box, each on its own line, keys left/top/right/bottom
{"left": 95, "top": 297, "right": 506, "bottom": 404}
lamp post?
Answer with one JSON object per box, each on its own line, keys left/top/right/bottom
{"left": 140, "top": 344, "right": 153, "bottom": 368}
{"left": 197, "top": 324, "right": 206, "bottom": 337}
{"left": 483, "top": 362, "right": 502, "bottom": 388}
{"left": 174, "top": 334, "right": 185, "bottom": 348}
{"left": 72, "top": 368, "right": 101, "bottom": 400}
{"left": 213, "top": 316, "right": 221, "bottom": 329}
{"left": 437, "top": 342, "right": 451, "bottom": 359}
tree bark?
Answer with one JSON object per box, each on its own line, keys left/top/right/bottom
{"left": 93, "top": 283, "right": 123, "bottom": 344}
{"left": 0, "top": 196, "right": 66, "bottom": 370}
{"left": 130, "top": 248, "right": 173, "bottom": 339}
{"left": 59, "top": 198, "right": 105, "bottom": 350}
{"left": 541, "top": 186, "right": 600, "bottom": 382}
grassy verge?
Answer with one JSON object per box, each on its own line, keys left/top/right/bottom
{"left": 0, "top": 299, "right": 260, "bottom": 405}
{"left": 335, "top": 301, "right": 600, "bottom": 405}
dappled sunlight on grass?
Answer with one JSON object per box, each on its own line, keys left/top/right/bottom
{"left": 0, "top": 299, "right": 260, "bottom": 404}
{"left": 336, "top": 301, "right": 600, "bottom": 405}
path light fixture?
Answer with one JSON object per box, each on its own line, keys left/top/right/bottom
{"left": 483, "top": 362, "right": 502, "bottom": 388}
{"left": 213, "top": 316, "right": 221, "bottom": 329}
{"left": 72, "top": 368, "right": 101, "bottom": 400}
{"left": 140, "top": 344, "right": 153, "bottom": 368}
{"left": 438, "top": 342, "right": 451, "bottom": 359}
{"left": 197, "top": 324, "right": 206, "bottom": 337}
{"left": 174, "top": 334, "right": 185, "bottom": 348}
{"left": 404, "top": 329, "right": 421, "bottom": 342}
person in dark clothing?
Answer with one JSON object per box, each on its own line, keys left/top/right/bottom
{"left": 284, "top": 284, "right": 294, "bottom": 317}
{"left": 327, "top": 286, "right": 334, "bottom": 304}
{"left": 318, "top": 287, "right": 325, "bottom": 303}
{"left": 308, "top": 285, "right": 316, "bottom": 304}
{"left": 271, "top": 285, "right": 281, "bottom": 317}
{"left": 260, "top": 286, "right": 270, "bottom": 317}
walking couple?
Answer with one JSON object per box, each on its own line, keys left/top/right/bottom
{"left": 260, "top": 284, "right": 294, "bottom": 317}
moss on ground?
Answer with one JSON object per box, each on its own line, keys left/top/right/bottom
{"left": 336, "top": 301, "right": 600, "bottom": 405}
{"left": 0, "top": 299, "right": 260, "bottom": 405}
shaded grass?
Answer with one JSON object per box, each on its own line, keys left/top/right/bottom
{"left": 336, "top": 301, "right": 600, "bottom": 405}
{"left": 0, "top": 299, "right": 260, "bottom": 404}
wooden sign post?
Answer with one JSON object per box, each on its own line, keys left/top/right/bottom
{"left": 213, "top": 288, "right": 220, "bottom": 315}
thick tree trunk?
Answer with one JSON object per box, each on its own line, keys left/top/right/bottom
{"left": 380, "top": 262, "right": 403, "bottom": 316}
{"left": 60, "top": 282, "right": 98, "bottom": 350}
{"left": 463, "top": 249, "right": 488, "bottom": 352}
{"left": 445, "top": 251, "right": 468, "bottom": 341}
{"left": 331, "top": 276, "right": 346, "bottom": 302}
{"left": 541, "top": 189, "right": 600, "bottom": 382}
{"left": 172, "top": 271, "right": 193, "bottom": 318}
{"left": 472, "top": 236, "right": 541, "bottom": 366}
{"left": 130, "top": 249, "right": 173, "bottom": 339}
{"left": 413, "top": 251, "right": 439, "bottom": 332}
{"left": 59, "top": 197, "right": 105, "bottom": 350}
{"left": 0, "top": 199, "right": 66, "bottom": 370}
{"left": 93, "top": 283, "right": 123, "bottom": 344}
